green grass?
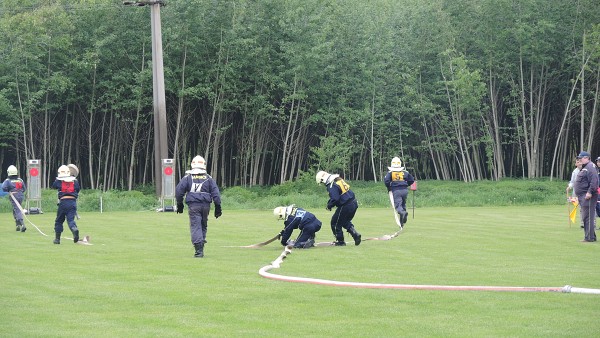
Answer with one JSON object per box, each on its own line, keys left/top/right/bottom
{"left": 1, "top": 205, "right": 598, "bottom": 337}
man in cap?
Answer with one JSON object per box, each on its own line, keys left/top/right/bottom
{"left": 176, "top": 156, "right": 222, "bottom": 258}
{"left": 573, "top": 151, "right": 598, "bottom": 242}
{"left": 596, "top": 157, "right": 600, "bottom": 219}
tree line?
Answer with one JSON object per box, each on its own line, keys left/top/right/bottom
{"left": 0, "top": 0, "right": 599, "bottom": 191}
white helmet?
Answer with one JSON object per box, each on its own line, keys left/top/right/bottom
{"left": 273, "top": 205, "right": 295, "bottom": 220}
{"left": 316, "top": 171, "right": 329, "bottom": 184}
{"left": 388, "top": 157, "right": 405, "bottom": 171}
{"left": 191, "top": 156, "right": 207, "bottom": 170}
{"left": 67, "top": 163, "right": 79, "bottom": 177}
{"left": 273, "top": 206, "right": 286, "bottom": 220}
{"left": 57, "top": 165, "right": 74, "bottom": 181}
{"left": 7, "top": 165, "right": 17, "bottom": 176}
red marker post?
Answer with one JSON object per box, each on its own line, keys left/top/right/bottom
{"left": 410, "top": 181, "right": 417, "bottom": 219}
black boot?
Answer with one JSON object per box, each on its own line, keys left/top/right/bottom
{"left": 72, "top": 228, "right": 79, "bottom": 243}
{"left": 16, "top": 221, "right": 21, "bottom": 232}
{"left": 401, "top": 210, "right": 408, "bottom": 225}
{"left": 334, "top": 235, "right": 346, "bottom": 246}
{"left": 53, "top": 233, "right": 61, "bottom": 245}
{"left": 194, "top": 243, "right": 204, "bottom": 258}
{"left": 348, "top": 227, "right": 361, "bottom": 246}
{"left": 19, "top": 220, "right": 26, "bottom": 232}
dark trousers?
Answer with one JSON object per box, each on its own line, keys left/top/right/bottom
{"left": 331, "top": 200, "right": 358, "bottom": 241}
{"left": 579, "top": 195, "right": 597, "bottom": 241}
{"left": 295, "top": 221, "right": 321, "bottom": 247}
{"left": 54, "top": 199, "right": 78, "bottom": 234}
{"left": 188, "top": 203, "right": 210, "bottom": 245}
{"left": 10, "top": 195, "right": 24, "bottom": 222}
{"left": 392, "top": 189, "right": 409, "bottom": 213}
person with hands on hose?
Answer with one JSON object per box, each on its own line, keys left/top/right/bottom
{"left": 316, "top": 171, "right": 361, "bottom": 246}
{"left": 2, "top": 165, "right": 26, "bottom": 232}
{"left": 384, "top": 157, "right": 415, "bottom": 227}
{"left": 51, "top": 165, "right": 81, "bottom": 244}
{"left": 273, "top": 205, "right": 321, "bottom": 249}
{"left": 175, "top": 155, "right": 222, "bottom": 258}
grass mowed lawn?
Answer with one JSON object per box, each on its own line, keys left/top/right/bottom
{"left": 1, "top": 205, "right": 598, "bottom": 337}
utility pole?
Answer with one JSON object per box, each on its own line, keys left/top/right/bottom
{"left": 123, "top": 0, "right": 169, "bottom": 197}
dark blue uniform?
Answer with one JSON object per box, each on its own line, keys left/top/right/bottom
{"left": 384, "top": 169, "right": 415, "bottom": 224}
{"left": 176, "top": 172, "right": 221, "bottom": 246}
{"left": 2, "top": 176, "right": 26, "bottom": 230}
{"left": 325, "top": 177, "right": 361, "bottom": 245}
{"left": 51, "top": 178, "right": 81, "bottom": 241}
{"left": 574, "top": 161, "right": 598, "bottom": 242}
{"left": 280, "top": 207, "right": 321, "bottom": 248}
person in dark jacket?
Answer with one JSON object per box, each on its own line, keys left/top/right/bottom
{"left": 273, "top": 205, "right": 321, "bottom": 248}
{"left": 574, "top": 151, "right": 599, "bottom": 242}
{"left": 316, "top": 171, "right": 361, "bottom": 246}
{"left": 51, "top": 165, "right": 81, "bottom": 244}
{"left": 596, "top": 157, "right": 600, "bottom": 219}
{"left": 176, "top": 155, "right": 222, "bottom": 258}
{"left": 384, "top": 157, "right": 415, "bottom": 227}
{"left": 2, "top": 165, "right": 26, "bottom": 232}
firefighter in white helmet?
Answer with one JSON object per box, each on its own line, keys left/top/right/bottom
{"left": 315, "top": 170, "right": 362, "bottom": 246}
{"left": 2, "top": 165, "right": 27, "bottom": 232}
{"left": 273, "top": 205, "right": 321, "bottom": 248}
{"left": 175, "top": 155, "right": 222, "bottom": 258}
{"left": 51, "top": 164, "right": 81, "bottom": 244}
{"left": 384, "top": 157, "right": 415, "bottom": 226}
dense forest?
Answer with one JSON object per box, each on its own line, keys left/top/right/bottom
{"left": 0, "top": 0, "right": 599, "bottom": 191}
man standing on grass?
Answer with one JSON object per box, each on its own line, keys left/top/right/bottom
{"left": 574, "top": 151, "right": 598, "bottom": 242}
{"left": 316, "top": 171, "right": 361, "bottom": 246}
{"left": 596, "top": 157, "right": 600, "bottom": 220}
{"left": 51, "top": 165, "right": 81, "bottom": 244}
{"left": 176, "top": 156, "right": 222, "bottom": 258}
{"left": 384, "top": 157, "right": 415, "bottom": 227}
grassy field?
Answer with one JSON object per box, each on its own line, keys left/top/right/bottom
{"left": 1, "top": 205, "right": 599, "bottom": 337}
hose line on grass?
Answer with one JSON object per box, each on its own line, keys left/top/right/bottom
{"left": 259, "top": 247, "right": 600, "bottom": 295}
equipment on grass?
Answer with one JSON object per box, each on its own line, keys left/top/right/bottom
{"left": 270, "top": 245, "right": 293, "bottom": 268}
{"left": 388, "top": 191, "right": 402, "bottom": 227}
{"left": 226, "top": 233, "right": 282, "bottom": 248}
{"left": 410, "top": 181, "right": 417, "bottom": 219}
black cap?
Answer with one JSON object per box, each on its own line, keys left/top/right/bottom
{"left": 576, "top": 151, "right": 591, "bottom": 159}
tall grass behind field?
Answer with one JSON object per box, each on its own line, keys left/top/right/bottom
{"left": 0, "top": 178, "right": 566, "bottom": 213}
{"left": 222, "top": 177, "right": 567, "bottom": 209}
{"left": 1, "top": 206, "right": 598, "bottom": 336}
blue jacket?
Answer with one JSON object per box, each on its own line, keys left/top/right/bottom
{"left": 2, "top": 177, "right": 26, "bottom": 200}
{"left": 176, "top": 173, "right": 221, "bottom": 205}
{"left": 280, "top": 207, "right": 321, "bottom": 245}
{"left": 384, "top": 170, "right": 415, "bottom": 191}
{"left": 326, "top": 177, "right": 355, "bottom": 209}
{"left": 51, "top": 179, "right": 81, "bottom": 199}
